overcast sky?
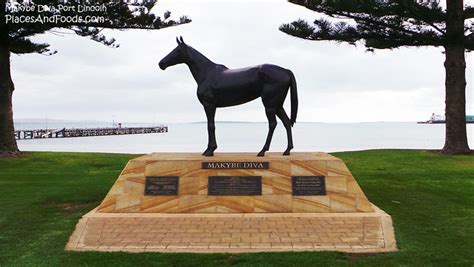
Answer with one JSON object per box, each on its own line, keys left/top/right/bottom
{"left": 11, "top": 0, "right": 474, "bottom": 123}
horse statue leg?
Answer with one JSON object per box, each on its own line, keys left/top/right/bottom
{"left": 257, "top": 107, "right": 277, "bottom": 157}
{"left": 277, "top": 107, "right": 294, "bottom": 155}
{"left": 203, "top": 105, "right": 217, "bottom": 156}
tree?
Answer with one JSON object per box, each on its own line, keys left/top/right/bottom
{"left": 280, "top": 0, "right": 472, "bottom": 154}
{"left": 0, "top": 0, "right": 190, "bottom": 155}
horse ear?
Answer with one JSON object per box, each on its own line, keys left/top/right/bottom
{"left": 179, "top": 36, "right": 185, "bottom": 45}
{"left": 176, "top": 37, "right": 181, "bottom": 44}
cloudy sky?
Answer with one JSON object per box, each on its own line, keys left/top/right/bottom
{"left": 11, "top": 0, "right": 474, "bottom": 123}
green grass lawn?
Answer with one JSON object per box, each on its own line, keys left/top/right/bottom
{"left": 0, "top": 150, "right": 472, "bottom": 266}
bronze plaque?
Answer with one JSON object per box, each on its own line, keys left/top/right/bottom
{"left": 292, "top": 176, "right": 326, "bottom": 196}
{"left": 145, "top": 176, "right": 179, "bottom": 196}
{"left": 208, "top": 176, "right": 262, "bottom": 196}
{"left": 202, "top": 162, "right": 269, "bottom": 169}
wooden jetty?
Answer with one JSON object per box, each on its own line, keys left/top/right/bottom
{"left": 15, "top": 126, "right": 168, "bottom": 140}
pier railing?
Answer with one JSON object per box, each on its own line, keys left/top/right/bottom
{"left": 14, "top": 126, "right": 168, "bottom": 140}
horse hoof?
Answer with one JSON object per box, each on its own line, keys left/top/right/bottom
{"left": 283, "top": 150, "right": 290, "bottom": 156}
{"left": 257, "top": 151, "right": 266, "bottom": 157}
{"left": 202, "top": 150, "right": 214, "bottom": 157}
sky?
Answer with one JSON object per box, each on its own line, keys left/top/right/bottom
{"left": 11, "top": 0, "right": 474, "bottom": 123}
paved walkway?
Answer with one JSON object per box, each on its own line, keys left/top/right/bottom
{"left": 66, "top": 205, "right": 396, "bottom": 253}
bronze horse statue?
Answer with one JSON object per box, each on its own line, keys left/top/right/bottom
{"left": 159, "top": 37, "right": 298, "bottom": 157}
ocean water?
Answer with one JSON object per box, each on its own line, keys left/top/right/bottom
{"left": 15, "top": 122, "right": 474, "bottom": 154}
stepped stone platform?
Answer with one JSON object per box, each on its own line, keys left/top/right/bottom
{"left": 66, "top": 152, "right": 397, "bottom": 253}
{"left": 66, "top": 205, "right": 396, "bottom": 253}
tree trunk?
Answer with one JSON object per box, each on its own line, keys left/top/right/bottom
{"left": 0, "top": 41, "right": 19, "bottom": 155}
{"left": 441, "top": 0, "right": 471, "bottom": 154}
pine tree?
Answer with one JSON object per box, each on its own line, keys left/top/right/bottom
{"left": 280, "top": 0, "right": 472, "bottom": 154}
{"left": 0, "top": 0, "right": 190, "bottom": 155}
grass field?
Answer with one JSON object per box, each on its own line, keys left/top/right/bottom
{"left": 0, "top": 150, "right": 472, "bottom": 266}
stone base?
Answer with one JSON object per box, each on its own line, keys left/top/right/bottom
{"left": 65, "top": 204, "right": 397, "bottom": 253}
{"left": 97, "top": 153, "right": 373, "bottom": 213}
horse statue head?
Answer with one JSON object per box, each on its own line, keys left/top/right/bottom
{"left": 159, "top": 36, "right": 188, "bottom": 70}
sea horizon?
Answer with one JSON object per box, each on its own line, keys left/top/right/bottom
{"left": 14, "top": 117, "right": 430, "bottom": 127}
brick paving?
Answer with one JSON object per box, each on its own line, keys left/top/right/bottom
{"left": 66, "top": 206, "right": 396, "bottom": 253}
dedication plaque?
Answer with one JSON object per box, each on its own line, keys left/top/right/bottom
{"left": 208, "top": 176, "right": 262, "bottom": 196}
{"left": 145, "top": 176, "right": 179, "bottom": 196}
{"left": 292, "top": 176, "right": 326, "bottom": 196}
{"left": 202, "top": 162, "right": 269, "bottom": 169}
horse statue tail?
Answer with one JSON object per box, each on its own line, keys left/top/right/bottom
{"left": 288, "top": 70, "right": 298, "bottom": 127}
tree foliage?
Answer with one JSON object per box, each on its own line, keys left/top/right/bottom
{"left": 280, "top": 0, "right": 473, "bottom": 50}
{"left": 1, "top": 0, "right": 191, "bottom": 55}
